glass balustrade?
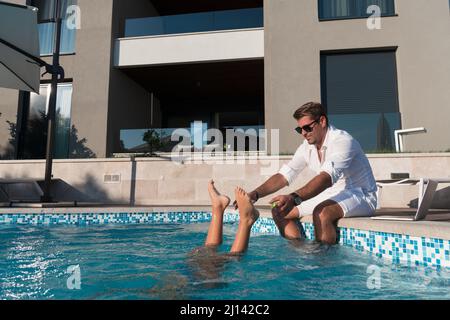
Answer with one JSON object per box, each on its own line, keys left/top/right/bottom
{"left": 124, "top": 7, "right": 263, "bottom": 38}
{"left": 119, "top": 125, "right": 266, "bottom": 154}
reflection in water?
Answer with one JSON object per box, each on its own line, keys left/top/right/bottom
{"left": 2, "top": 234, "right": 56, "bottom": 299}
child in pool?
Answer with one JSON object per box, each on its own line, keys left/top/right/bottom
{"left": 185, "top": 181, "right": 260, "bottom": 287}
{"left": 202, "top": 180, "right": 260, "bottom": 253}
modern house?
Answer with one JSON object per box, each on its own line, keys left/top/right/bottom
{"left": 1, "top": 0, "right": 449, "bottom": 160}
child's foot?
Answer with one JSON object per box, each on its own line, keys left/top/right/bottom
{"left": 234, "top": 187, "right": 260, "bottom": 227}
{"left": 208, "top": 180, "right": 230, "bottom": 211}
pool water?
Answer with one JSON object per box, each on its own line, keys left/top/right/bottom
{"left": 0, "top": 222, "right": 449, "bottom": 300}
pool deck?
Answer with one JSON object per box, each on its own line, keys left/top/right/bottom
{"left": 0, "top": 205, "right": 449, "bottom": 240}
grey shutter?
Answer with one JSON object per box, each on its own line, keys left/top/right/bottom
{"left": 321, "top": 50, "right": 399, "bottom": 115}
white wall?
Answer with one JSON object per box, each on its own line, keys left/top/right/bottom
{"left": 115, "top": 28, "right": 264, "bottom": 67}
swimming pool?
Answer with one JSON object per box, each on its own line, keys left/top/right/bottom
{"left": 0, "top": 213, "right": 449, "bottom": 300}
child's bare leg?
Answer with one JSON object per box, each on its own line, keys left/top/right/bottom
{"left": 205, "top": 180, "right": 230, "bottom": 247}
{"left": 230, "top": 187, "right": 260, "bottom": 254}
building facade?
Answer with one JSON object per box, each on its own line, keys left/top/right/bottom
{"left": 1, "top": 0, "right": 449, "bottom": 160}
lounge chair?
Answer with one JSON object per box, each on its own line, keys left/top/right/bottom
{"left": 373, "top": 177, "right": 450, "bottom": 221}
{"left": 0, "top": 178, "right": 44, "bottom": 203}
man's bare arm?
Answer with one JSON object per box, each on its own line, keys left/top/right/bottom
{"left": 234, "top": 173, "right": 288, "bottom": 208}
{"left": 252, "top": 173, "right": 289, "bottom": 199}
{"left": 294, "top": 172, "right": 332, "bottom": 201}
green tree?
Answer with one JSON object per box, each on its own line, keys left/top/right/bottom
{"left": 143, "top": 129, "right": 162, "bottom": 156}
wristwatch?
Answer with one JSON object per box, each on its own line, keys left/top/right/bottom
{"left": 290, "top": 192, "right": 303, "bottom": 206}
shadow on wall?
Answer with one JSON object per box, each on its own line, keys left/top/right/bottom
{"left": 0, "top": 110, "right": 96, "bottom": 159}
{"left": 0, "top": 173, "right": 113, "bottom": 203}
{"left": 408, "top": 186, "right": 450, "bottom": 209}
{"left": 0, "top": 172, "right": 41, "bottom": 202}
{"left": 38, "top": 174, "right": 112, "bottom": 203}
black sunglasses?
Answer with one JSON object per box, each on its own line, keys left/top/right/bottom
{"left": 295, "top": 119, "right": 319, "bottom": 134}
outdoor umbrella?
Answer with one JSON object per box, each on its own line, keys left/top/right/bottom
{"left": 0, "top": 1, "right": 41, "bottom": 93}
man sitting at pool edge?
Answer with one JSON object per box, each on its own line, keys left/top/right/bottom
{"left": 234, "top": 102, "right": 378, "bottom": 245}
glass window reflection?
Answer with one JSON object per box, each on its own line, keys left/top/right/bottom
{"left": 319, "top": 0, "right": 395, "bottom": 20}
{"left": 21, "top": 83, "right": 73, "bottom": 159}
{"left": 32, "top": 0, "right": 77, "bottom": 55}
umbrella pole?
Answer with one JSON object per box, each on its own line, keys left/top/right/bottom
{"left": 41, "top": 0, "right": 63, "bottom": 203}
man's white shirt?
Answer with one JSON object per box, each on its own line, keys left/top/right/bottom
{"left": 278, "top": 125, "right": 377, "bottom": 195}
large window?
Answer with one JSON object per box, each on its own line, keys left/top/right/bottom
{"left": 31, "top": 0, "right": 77, "bottom": 55}
{"left": 20, "top": 83, "right": 73, "bottom": 159}
{"left": 320, "top": 50, "right": 401, "bottom": 153}
{"left": 319, "top": 0, "right": 395, "bottom": 20}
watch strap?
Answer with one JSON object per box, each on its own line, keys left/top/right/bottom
{"left": 290, "top": 192, "right": 303, "bottom": 205}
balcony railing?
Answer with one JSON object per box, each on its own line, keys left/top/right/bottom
{"left": 124, "top": 7, "right": 263, "bottom": 38}
{"left": 119, "top": 126, "right": 266, "bottom": 154}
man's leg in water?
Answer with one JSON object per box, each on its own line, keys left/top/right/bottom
{"left": 271, "top": 206, "right": 303, "bottom": 240}
{"left": 312, "top": 200, "right": 344, "bottom": 245}
{"left": 230, "top": 187, "right": 260, "bottom": 254}
{"left": 204, "top": 180, "right": 230, "bottom": 247}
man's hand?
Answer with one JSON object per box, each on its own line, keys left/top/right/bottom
{"left": 233, "top": 190, "right": 259, "bottom": 209}
{"left": 269, "top": 194, "right": 295, "bottom": 216}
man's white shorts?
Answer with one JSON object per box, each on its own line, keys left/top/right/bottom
{"left": 297, "top": 187, "right": 377, "bottom": 218}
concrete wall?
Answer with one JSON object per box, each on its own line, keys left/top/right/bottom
{"left": 264, "top": 0, "right": 450, "bottom": 154}
{"left": 114, "top": 29, "right": 265, "bottom": 67}
{"left": 1, "top": 154, "right": 449, "bottom": 208}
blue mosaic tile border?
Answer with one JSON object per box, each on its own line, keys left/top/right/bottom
{"left": 0, "top": 211, "right": 279, "bottom": 235}
{"left": 0, "top": 212, "right": 214, "bottom": 225}
{"left": 0, "top": 212, "right": 448, "bottom": 268}
{"left": 339, "top": 227, "right": 450, "bottom": 269}
{"left": 299, "top": 222, "right": 449, "bottom": 269}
